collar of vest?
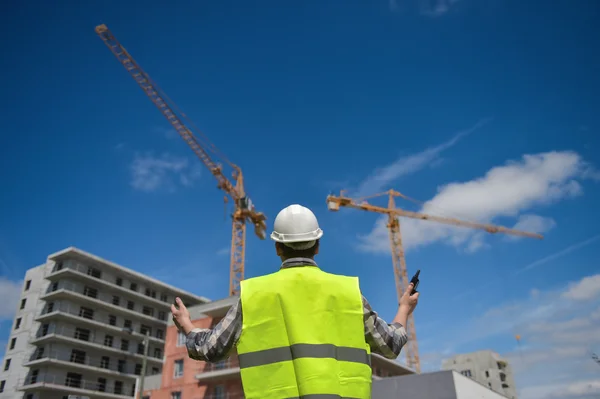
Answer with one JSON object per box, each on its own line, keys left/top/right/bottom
{"left": 280, "top": 257, "right": 319, "bottom": 269}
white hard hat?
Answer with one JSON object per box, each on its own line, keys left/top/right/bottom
{"left": 270, "top": 204, "right": 323, "bottom": 249}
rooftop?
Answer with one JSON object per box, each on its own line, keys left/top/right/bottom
{"left": 49, "top": 246, "right": 211, "bottom": 304}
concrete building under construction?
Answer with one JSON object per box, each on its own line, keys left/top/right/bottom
{"left": 0, "top": 247, "right": 208, "bottom": 399}
{"left": 442, "top": 350, "right": 517, "bottom": 399}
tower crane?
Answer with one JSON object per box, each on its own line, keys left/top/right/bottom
{"left": 326, "top": 189, "right": 543, "bottom": 373}
{"left": 95, "top": 24, "right": 267, "bottom": 297}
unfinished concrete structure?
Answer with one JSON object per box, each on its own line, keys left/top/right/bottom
{"left": 141, "top": 297, "right": 415, "bottom": 398}
{"left": 0, "top": 247, "right": 208, "bottom": 399}
{"left": 442, "top": 350, "right": 517, "bottom": 399}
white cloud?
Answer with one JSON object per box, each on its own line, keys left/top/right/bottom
{"left": 510, "top": 214, "right": 556, "bottom": 237}
{"left": 0, "top": 278, "right": 23, "bottom": 319}
{"left": 562, "top": 275, "right": 600, "bottom": 301}
{"left": 422, "top": 273, "right": 600, "bottom": 399}
{"left": 359, "top": 151, "right": 597, "bottom": 254}
{"left": 354, "top": 118, "right": 491, "bottom": 198}
{"left": 130, "top": 152, "right": 202, "bottom": 192}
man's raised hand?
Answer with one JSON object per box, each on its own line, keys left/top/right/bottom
{"left": 171, "top": 297, "right": 192, "bottom": 334}
{"left": 399, "top": 283, "right": 419, "bottom": 315}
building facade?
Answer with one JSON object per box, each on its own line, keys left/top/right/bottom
{"left": 0, "top": 247, "right": 208, "bottom": 399}
{"left": 442, "top": 350, "right": 517, "bottom": 399}
{"left": 142, "top": 298, "right": 415, "bottom": 399}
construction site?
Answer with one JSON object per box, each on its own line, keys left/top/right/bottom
{"left": 0, "top": 23, "right": 543, "bottom": 399}
{"left": 2, "top": 18, "right": 590, "bottom": 399}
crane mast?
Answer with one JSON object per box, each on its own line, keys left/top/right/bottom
{"left": 326, "top": 189, "right": 543, "bottom": 373}
{"left": 96, "top": 24, "right": 266, "bottom": 296}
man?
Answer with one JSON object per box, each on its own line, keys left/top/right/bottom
{"left": 171, "top": 204, "right": 419, "bottom": 399}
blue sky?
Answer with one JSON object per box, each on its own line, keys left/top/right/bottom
{"left": 1, "top": 0, "right": 599, "bottom": 397}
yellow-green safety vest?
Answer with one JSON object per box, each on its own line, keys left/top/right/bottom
{"left": 237, "top": 265, "right": 372, "bottom": 399}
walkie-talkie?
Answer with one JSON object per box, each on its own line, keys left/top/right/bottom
{"left": 410, "top": 270, "right": 420, "bottom": 295}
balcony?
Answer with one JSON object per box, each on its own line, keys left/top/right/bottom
{"left": 46, "top": 260, "right": 174, "bottom": 310}
{"left": 40, "top": 281, "right": 167, "bottom": 326}
{"left": 24, "top": 348, "right": 143, "bottom": 378}
{"left": 19, "top": 374, "right": 135, "bottom": 398}
{"left": 195, "top": 358, "right": 240, "bottom": 382}
{"left": 34, "top": 302, "right": 164, "bottom": 345}
{"left": 29, "top": 325, "right": 163, "bottom": 365}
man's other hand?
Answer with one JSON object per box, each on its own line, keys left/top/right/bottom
{"left": 399, "top": 283, "right": 419, "bottom": 315}
{"left": 171, "top": 297, "right": 193, "bottom": 334}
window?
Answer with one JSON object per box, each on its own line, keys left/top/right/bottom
{"left": 9, "top": 338, "right": 16, "bottom": 350}
{"left": 140, "top": 325, "right": 152, "bottom": 335}
{"left": 97, "top": 377, "right": 107, "bottom": 392}
{"left": 127, "top": 301, "right": 135, "bottom": 310}
{"left": 55, "top": 261, "right": 63, "bottom": 271}
{"left": 104, "top": 335, "right": 113, "bottom": 347}
{"left": 114, "top": 380, "right": 123, "bottom": 395}
{"left": 461, "top": 369, "right": 472, "bottom": 377}
{"left": 65, "top": 372, "right": 82, "bottom": 388}
{"left": 109, "top": 314, "right": 117, "bottom": 326}
{"left": 46, "top": 302, "right": 54, "bottom": 313}
{"left": 83, "top": 286, "right": 98, "bottom": 298}
{"left": 24, "top": 280, "right": 31, "bottom": 290}
{"left": 152, "top": 367, "right": 160, "bottom": 374}
{"left": 214, "top": 385, "right": 226, "bottom": 399}
{"left": 70, "top": 349, "right": 86, "bottom": 364}
{"left": 118, "top": 359, "right": 126, "bottom": 372}
{"left": 29, "top": 369, "right": 39, "bottom": 384}
{"left": 160, "top": 293, "right": 168, "bottom": 302}
{"left": 121, "top": 339, "right": 129, "bottom": 351}
{"left": 124, "top": 319, "right": 132, "bottom": 329}
{"left": 142, "top": 306, "right": 154, "bottom": 317}
{"left": 35, "top": 347, "right": 45, "bottom": 360}
{"left": 116, "top": 277, "right": 123, "bottom": 286}
{"left": 154, "top": 348, "right": 162, "bottom": 358}
{"left": 130, "top": 283, "right": 138, "bottom": 292}
{"left": 489, "top": 382, "right": 492, "bottom": 388}
{"left": 74, "top": 328, "right": 90, "bottom": 341}
{"left": 174, "top": 359, "right": 184, "bottom": 378}
{"left": 41, "top": 323, "right": 50, "bottom": 337}
{"left": 15, "top": 318, "right": 21, "bottom": 329}
{"left": 158, "top": 310, "right": 167, "bottom": 321}
{"left": 171, "top": 392, "right": 181, "bottom": 399}
{"left": 87, "top": 267, "right": 102, "bottom": 278}
{"left": 135, "top": 363, "right": 143, "bottom": 375}
{"left": 486, "top": 371, "right": 490, "bottom": 378}
{"left": 4, "top": 359, "right": 11, "bottom": 371}
{"left": 20, "top": 298, "right": 26, "bottom": 309}
{"left": 156, "top": 329, "right": 164, "bottom": 339}
{"left": 79, "top": 306, "right": 94, "bottom": 319}
{"left": 0, "top": 380, "right": 5, "bottom": 392}
{"left": 101, "top": 356, "right": 110, "bottom": 369}
{"left": 137, "top": 342, "right": 145, "bottom": 355}
{"left": 51, "top": 282, "right": 58, "bottom": 291}
{"left": 177, "top": 331, "right": 186, "bottom": 347}
{"left": 112, "top": 295, "right": 120, "bottom": 306}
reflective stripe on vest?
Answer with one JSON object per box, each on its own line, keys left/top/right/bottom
{"left": 239, "top": 343, "right": 371, "bottom": 368}
{"left": 237, "top": 266, "right": 372, "bottom": 399}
